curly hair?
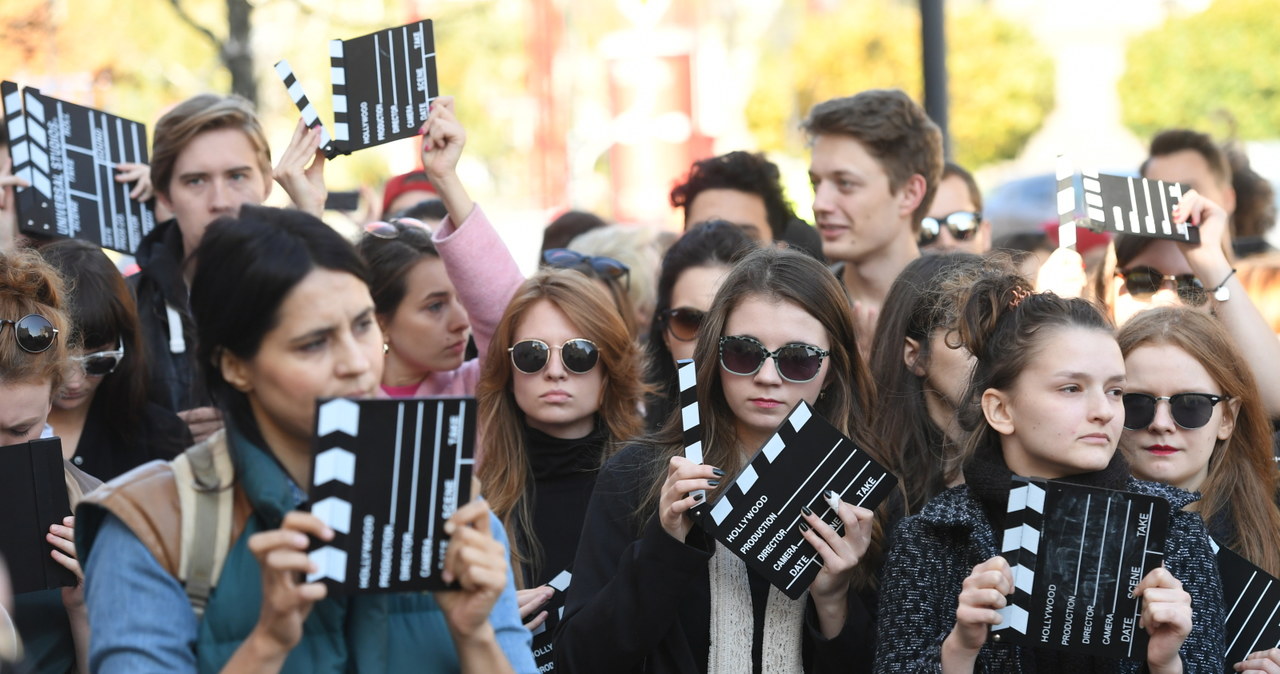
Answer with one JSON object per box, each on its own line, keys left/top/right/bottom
{"left": 670, "top": 151, "right": 795, "bottom": 240}
{"left": 0, "top": 249, "right": 70, "bottom": 393}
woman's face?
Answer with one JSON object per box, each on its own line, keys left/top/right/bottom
{"left": 0, "top": 379, "right": 53, "bottom": 445}
{"left": 991, "top": 328, "right": 1126, "bottom": 479}
{"left": 719, "top": 295, "right": 831, "bottom": 453}
{"left": 53, "top": 341, "right": 113, "bottom": 412}
{"left": 1119, "top": 343, "right": 1235, "bottom": 492}
{"left": 916, "top": 329, "right": 974, "bottom": 411}
{"left": 664, "top": 264, "right": 731, "bottom": 362}
{"left": 383, "top": 257, "right": 472, "bottom": 378}
{"left": 1111, "top": 240, "right": 1205, "bottom": 326}
{"left": 510, "top": 299, "right": 606, "bottom": 440}
{"left": 223, "top": 269, "right": 384, "bottom": 454}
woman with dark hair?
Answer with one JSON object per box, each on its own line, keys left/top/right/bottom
{"left": 77, "top": 206, "right": 535, "bottom": 673}
{"left": 41, "top": 239, "right": 189, "bottom": 481}
{"left": 643, "top": 220, "right": 756, "bottom": 430}
{"left": 1088, "top": 190, "right": 1280, "bottom": 416}
{"left": 477, "top": 268, "right": 648, "bottom": 628}
{"left": 557, "top": 246, "right": 885, "bottom": 673}
{"left": 876, "top": 263, "right": 1224, "bottom": 671}
{"left": 1117, "top": 306, "right": 1280, "bottom": 671}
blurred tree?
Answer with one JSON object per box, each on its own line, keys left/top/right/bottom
{"left": 166, "top": 0, "right": 256, "bottom": 104}
{"left": 1119, "top": 0, "right": 1280, "bottom": 141}
{"left": 745, "top": 0, "right": 1054, "bottom": 170}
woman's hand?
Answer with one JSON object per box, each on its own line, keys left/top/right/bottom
{"left": 419, "top": 96, "right": 465, "bottom": 184}
{"left": 800, "top": 492, "right": 874, "bottom": 638}
{"left": 49, "top": 516, "right": 84, "bottom": 609}
{"left": 1172, "top": 188, "right": 1233, "bottom": 280}
{"left": 658, "top": 456, "right": 722, "bottom": 543}
{"left": 517, "top": 585, "right": 554, "bottom": 631}
{"left": 435, "top": 499, "right": 507, "bottom": 642}
{"left": 1235, "top": 648, "right": 1280, "bottom": 674}
{"left": 0, "top": 155, "right": 30, "bottom": 252}
{"left": 272, "top": 119, "right": 327, "bottom": 218}
{"left": 942, "top": 555, "right": 1012, "bottom": 666}
{"left": 1034, "top": 247, "right": 1087, "bottom": 299}
{"left": 245, "top": 511, "right": 332, "bottom": 658}
{"left": 1134, "top": 566, "right": 1192, "bottom": 674}
{"left": 114, "top": 162, "right": 154, "bottom": 202}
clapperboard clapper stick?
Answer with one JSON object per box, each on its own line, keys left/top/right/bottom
{"left": 1213, "top": 540, "right": 1280, "bottom": 669}
{"left": 1, "top": 82, "right": 156, "bottom": 254}
{"left": 306, "top": 396, "right": 475, "bottom": 594}
{"left": 677, "top": 359, "right": 709, "bottom": 517}
{"left": 274, "top": 20, "right": 440, "bottom": 159}
{"left": 0, "top": 437, "right": 77, "bottom": 594}
{"left": 991, "top": 476, "right": 1171, "bottom": 658}
{"left": 1057, "top": 154, "right": 1200, "bottom": 244}
{"left": 695, "top": 400, "right": 898, "bottom": 600}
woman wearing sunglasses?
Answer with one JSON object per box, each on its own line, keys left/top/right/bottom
{"left": 1117, "top": 307, "right": 1280, "bottom": 671}
{"left": 358, "top": 96, "right": 523, "bottom": 403}
{"left": 876, "top": 269, "right": 1223, "bottom": 673}
{"left": 476, "top": 268, "right": 647, "bottom": 631}
{"left": 77, "top": 206, "right": 535, "bottom": 673}
{"left": 40, "top": 240, "right": 189, "bottom": 482}
{"left": 557, "top": 246, "right": 886, "bottom": 673}
{"left": 0, "top": 249, "right": 100, "bottom": 674}
{"left": 1090, "top": 190, "right": 1280, "bottom": 416}
{"left": 643, "top": 220, "right": 756, "bottom": 430}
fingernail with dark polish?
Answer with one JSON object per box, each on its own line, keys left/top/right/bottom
{"left": 707, "top": 480, "right": 720, "bottom": 487}
{"left": 801, "top": 505, "right": 813, "bottom": 516}
{"left": 693, "top": 493, "right": 704, "bottom": 502}
{"left": 799, "top": 522, "right": 811, "bottom": 533}
{"left": 712, "top": 468, "right": 726, "bottom": 477}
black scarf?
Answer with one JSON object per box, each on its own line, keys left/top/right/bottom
{"left": 524, "top": 424, "right": 608, "bottom": 481}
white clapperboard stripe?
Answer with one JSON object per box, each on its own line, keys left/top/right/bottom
{"left": 993, "top": 477, "right": 1046, "bottom": 638}
{"left": 677, "top": 359, "right": 708, "bottom": 514}
{"left": 1092, "top": 173, "right": 1196, "bottom": 243}
{"left": 1055, "top": 155, "right": 1077, "bottom": 249}
{"left": 307, "top": 398, "right": 361, "bottom": 583}
{"left": 273, "top": 60, "right": 335, "bottom": 157}
{"left": 330, "top": 39, "right": 349, "bottom": 147}
{"left": 1, "top": 83, "right": 33, "bottom": 202}
{"left": 530, "top": 570, "right": 573, "bottom": 637}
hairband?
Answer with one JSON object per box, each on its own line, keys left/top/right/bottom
{"left": 1008, "top": 287, "right": 1031, "bottom": 309}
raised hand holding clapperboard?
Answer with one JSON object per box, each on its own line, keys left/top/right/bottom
{"left": 306, "top": 397, "right": 474, "bottom": 594}
{"left": 1, "top": 82, "right": 156, "bottom": 254}
{"left": 991, "top": 477, "right": 1171, "bottom": 658}
{"left": 275, "top": 20, "right": 440, "bottom": 159}
{"left": 1056, "top": 155, "right": 1199, "bottom": 244}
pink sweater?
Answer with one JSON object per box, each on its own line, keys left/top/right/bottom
{"left": 383, "top": 204, "right": 523, "bottom": 398}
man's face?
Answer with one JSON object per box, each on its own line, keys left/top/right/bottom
{"left": 809, "top": 134, "right": 913, "bottom": 264}
{"left": 1142, "top": 149, "right": 1235, "bottom": 216}
{"left": 158, "top": 127, "right": 271, "bottom": 258}
{"left": 921, "top": 174, "right": 990, "bottom": 255}
{"left": 684, "top": 188, "right": 772, "bottom": 243}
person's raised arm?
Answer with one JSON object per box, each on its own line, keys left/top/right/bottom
{"left": 0, "top": 156, "right": 30, "bottom": 252}
{"left": 272, "top": 119, "right": 327, "bottom": 219}
{"left": 420, "top": 97, "right": 475, "bottom": 225}
{"left": 1175, "top": 190, "right": 1280, "bottom": 417}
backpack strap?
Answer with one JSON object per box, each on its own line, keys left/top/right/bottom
{"left": 171, "top": 433, "right": 237, "bottom": 617}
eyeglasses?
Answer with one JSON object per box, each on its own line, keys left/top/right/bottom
{"left": 0, "top": 315, "right": 59, "bottom": 353}
{"left": 718, "top": 335, "right": 829, "bottom": 384}
{"left": 919, "top": 211, "right": 981, "bottom": 246}
{"left": 1116, "top": 266, "right": 1206, "bottom": 306}
{"left": 508, "top": 338, "right": 600, "bottom": 375}
{"left": 363, "top": 217, "right": 432, "bottom": 239}
{"left": 542, "top": 249, "right": 631, "bottom": 291}
{"left": 71, "top": 340, "right": 125, "bottom": 377}
{"left": 663, "top": 307, "right": 705, "bottom": 342}
{"left": 1122, "top": 392, "right": 1228, "bottom": 430}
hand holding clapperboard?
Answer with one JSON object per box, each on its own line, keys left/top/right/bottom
{"left": 675, "top": 359, "right": 898, "bottom": 599}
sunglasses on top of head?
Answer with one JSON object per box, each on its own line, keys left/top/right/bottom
{"left": 71, "top": 339, "right": 126, "bottom": 377}
{"left": 662, "top": 307, "right": 705, "bottom": 342}
{"left": 1122, "top": 392, "right": 1228, "bottom": 430}
{"left": 508, "top": 338, "right": 600, "bottom": 375}
{"left": 0, "top": 314, "right": 59, "bottom": 354}
{"left": 918, "top": 211, "right": 981, "bottom": 246}
{"left": 363, "top": 217, "right": 433, "bottom": 239}
{"left": 542, "top": 249, "right": 631, "bottom": 291}
{"left": 1115, "top": 266, "right": 1207, "bottom": 306}
{"left": 718, "top": 335, "right": 829, "bottom": 384}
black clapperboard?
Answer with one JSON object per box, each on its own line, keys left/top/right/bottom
{"left": 991, "top": 477, "right": 1171, "bottom": 658}
{"left": 1056, "top": 157, "right": 1198, "bottom": 244}
{"left": 530, "top": 569, "right": 572, "bottom": 672}
{"left": 306, "top": 397, "right": 474, "bottom": 594}
{"left": 274, "top": 20, "right": 439, "bottom": 159}
{"left": 0, "top": 438, "right": 76, "bottom": 594}
{"left": 1, "top": 82, "right": 156, "bottom": 254}
{"left": 697, "top": 400, "right": 897, "bottom": 600}
{"left": 1214, "top": 540, "right": 1280, "bottom": 670}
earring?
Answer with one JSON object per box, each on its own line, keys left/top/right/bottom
{"left": 383, "top": 342, "right": 390, "bottom": 355}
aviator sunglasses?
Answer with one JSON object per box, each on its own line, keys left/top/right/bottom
{"left": 918, "top": 211, "right": 981, "bottom": 246}
{"left": 71, "top": 340, "right": 125, "bottom": 377}
{"left": 662, "top": 307, "right": 705, "bottom": 342}
{"left": 718, "top": 335, "right": 829, "bottom": 384}
{"left": 1122, "top": 392, "right": 1228, "bottom": 430}
{"left": 1115, "top": 266, "right": 1207, "bottom": 306}
{"left": 542, "top": 249, "right": 631, "bottom": 291}
{"left": 508, "top": 338, "right": 600, "bottom": 375}
{"left": 0, "top": 314, "right": 59, "bottom": 353}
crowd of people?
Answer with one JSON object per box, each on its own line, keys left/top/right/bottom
{"left": 0, "top": 80, "right": 1277, "bottom": 674}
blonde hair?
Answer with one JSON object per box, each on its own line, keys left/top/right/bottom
{"left": 568, "top": 224, "right": 661, "bottom": 335}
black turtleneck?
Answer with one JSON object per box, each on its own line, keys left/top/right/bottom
{"left": 522, "top": 424, "right": 609, "bottom": 588}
